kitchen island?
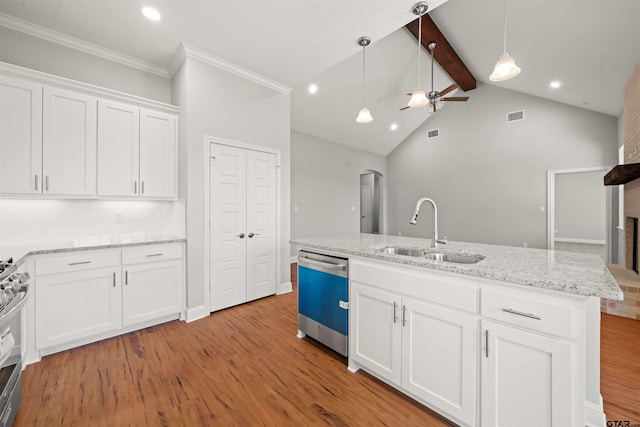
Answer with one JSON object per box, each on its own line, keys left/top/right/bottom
{"left": 291, "top": 233, "right": 622, "bottom": 427}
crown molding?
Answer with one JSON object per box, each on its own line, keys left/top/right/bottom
{"left": 0, "top": 12, "right": 170, "bottom": 79}
{"left": 170, "top": 43, "right": 291, "bottom": 94}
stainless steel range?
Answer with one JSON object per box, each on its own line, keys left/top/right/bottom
{"left": 0, "top": 257, "right": 30, "bottom": 426}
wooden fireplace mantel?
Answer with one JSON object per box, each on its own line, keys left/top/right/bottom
{"left": 604, "top": 163, "right": 640, "bottom": 185}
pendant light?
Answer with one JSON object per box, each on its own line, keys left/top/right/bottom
{"left": 407, "top": 2, "right": 430, "bottom": 108}
{"left": 355, "top": 36, "right": 373, "bottom": 124}
{"left": 490, "top": 0, "right": 521, "bottom": 81}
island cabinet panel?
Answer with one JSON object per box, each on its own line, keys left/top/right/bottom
{"left": 349, "top": 259, "right": 478, "bottom": 426}
{"left": 481, "top": 321, "right": 572, "bottom": 427}
{"left": 350, "top": 282, "right": 402, "bottom": 385}
{"left": 402, "top": 298, "right": 477, "bottom": 426}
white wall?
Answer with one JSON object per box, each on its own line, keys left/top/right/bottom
{"left": 387, "top": 83, "right": 618, "bottom": 249}
{"left": 174, "top": 56, "right": 291, "bottom": 312}
{"left": 0, "top": 27, "right": 171, "bottom": 103}
{"left": 291, "top": 130, "right": 387, "bottom": 245}
{"left": 555, "top": 170, "right": 606, "bottom": 242}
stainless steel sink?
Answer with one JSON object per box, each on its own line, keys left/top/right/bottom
{"left": 423, "top": 252, "right": 485, "bottom": 264}
{"left": 378, "top": 246, "right": 485, "bottom": 264}
{"left": 380, "top": 247, "right": 427, "bottom": 257}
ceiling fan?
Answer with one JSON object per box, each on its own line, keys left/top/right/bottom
{"left": 401, "top": 42, "right": 469, "bottom": 112}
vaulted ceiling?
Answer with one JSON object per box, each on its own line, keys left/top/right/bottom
{"left": 1, "top": 0, "right": 639, "bottom": 156}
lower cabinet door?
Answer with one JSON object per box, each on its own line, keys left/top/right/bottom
{"left": 402, "top": 298, "right": 477, "bottom": 426}
{"left": 482, "top": 321, "right": 572, "bottom": 427}
{"left": 36, "top": 268, "right": 121, "bottom": 349}
{"left": 123, "top": 260, "right": 183, "bottom": 327}
{"left": 349, "top": 281, "right": 402, "bottom": 385}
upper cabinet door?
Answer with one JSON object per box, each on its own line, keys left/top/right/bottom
{"left": 97, "top": 100, "right": 140, "bottom": 197}
{"left": 0, "top": 76, "right": 43, "bottom": 195}
{"left": 139, "top": 109, "right": 176, "bottom": 199}
{"left": 42, "top": 86, "right": 97, "bottom": 196}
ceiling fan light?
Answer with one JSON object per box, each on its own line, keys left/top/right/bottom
{"left": 408, "top": 88, "right": 429, "bottom": 108}
{"left": 356, "top": 106, "right": 373, "bottom": 123}
{"left": 490, "top": 53, "right": 521, "bottom": 82}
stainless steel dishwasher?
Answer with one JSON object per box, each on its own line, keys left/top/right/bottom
{"left": 297, "top": 250, "right": 349, "bottom": 356}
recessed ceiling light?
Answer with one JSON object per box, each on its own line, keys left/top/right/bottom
{"left": 142, "top": 6, "right": 161, "bottom": 21}
{"left": 390, "top": 123, "right": 398, "bottom": 131}
{"left": 308, "top": 84, "right": 318, "bottom": 94}
{"left": 549, "top": 81, "right": 561, "bottom": 89}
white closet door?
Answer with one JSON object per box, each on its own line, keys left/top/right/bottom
{"left": 210, "top": 144, "right": 248, "bottom": 311}
{"left": 246, "top": 150, "right": 277, "bottom": 302}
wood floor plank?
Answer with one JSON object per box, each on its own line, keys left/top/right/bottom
{"left": 13, "top": 265, "right": 639, "bottom": 426}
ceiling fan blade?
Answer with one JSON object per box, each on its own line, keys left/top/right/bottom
{"left": 438, "top": 83, "right": 459, "bottom": 97}
{"left": 441, "top": 96, "right": 469, "bottom": 102}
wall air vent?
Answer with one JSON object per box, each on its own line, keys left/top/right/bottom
{"left": 427, "top": 129, "right": 439, "bottom": 139}
{"left": 507, "top": 110, "right": 525, "bottom": 122}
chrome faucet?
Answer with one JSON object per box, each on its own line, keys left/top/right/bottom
{"left": 409, "top": 197, "right": 447, "bottom": 248}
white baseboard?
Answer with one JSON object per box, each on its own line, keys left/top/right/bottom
{"left": 585, "top": 395, "right": 606, "bottom": 427}
{"left": 277, "top": 281, "right": 292, "bottom": 294}
{"left": 185, "top": 305, "right": 209, "bottom": 323}
{"left": 554, "top": 237, "right": 606, "bottom": 245}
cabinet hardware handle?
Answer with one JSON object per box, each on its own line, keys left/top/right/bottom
{"left": 35, "top": 175, "right": 38, "bottom": 191}
{"left": 141, "top": 181, "right": 145, "bottom": 194}
{"left": 68, "top": 261, "right": 91, "bottom": 266}
{"left": 238, "top": 233, "right": 245, "bottom": 239}
{"left": 501, "top": 308, "right": 541, "bottom": 320}
{"left": 393, "top": 302, "right": 398, "bottom": 324}
{"left": 146, "top": 253, "right": 163, "bottom": 257}
{"left": 125, "top": 271, "right": 128, "bottom": 285}
{"left": 248, "top": 233, "right": 260, "bottom": 238}
{"left": 134, "top": 181, "right": 137, "bottom": 194}
{"left": 402, "top": 305, "right": 407, "bottom": 327}
{"left": 112, "top": 272, "right": 116, "bottom": 287}
{"left": 485, "top": 330, "right": 489, "bottom": 358}
{"left": 45, "top": 175, "right": 49, "bottom": 191}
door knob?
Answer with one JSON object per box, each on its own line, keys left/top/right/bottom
{"left": 248, "top": 233, "right": 260, "bottom": 238}
{"left": 238, "top": 233, "right": 245, "bottom": 238}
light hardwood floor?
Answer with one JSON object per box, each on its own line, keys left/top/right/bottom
{"left": 14, "top": 265, "right": 640, "bottom": 426}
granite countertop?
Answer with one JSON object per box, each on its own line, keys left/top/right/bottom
{"left": 0, "top": 233, "right": 186, "bottom": 266}
{"left": 290, "top": 233, "right": 624, "bottom": 301}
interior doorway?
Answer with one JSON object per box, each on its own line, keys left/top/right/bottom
{"left": 547, "top": 166, "right": 610, "bottom": 262}
{"left": 360, "top": 170, "right": 383, "bottom": 234}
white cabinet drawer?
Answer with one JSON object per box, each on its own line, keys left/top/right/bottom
{"left": 122, "top": 243, "right": 183, "bottom": 265}
{"left": 481, "top": 289, "right": 573, "bottom": 339}
{"left": 36, "top": 250, "right": 120, "bottom": 275}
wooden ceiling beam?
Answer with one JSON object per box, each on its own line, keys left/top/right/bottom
{"left": 405, "top": 14, "right": 476, "bottom": 92}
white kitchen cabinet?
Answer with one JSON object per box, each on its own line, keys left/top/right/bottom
{"left": 402, "top": 298, "right": 477, "bottom": 425}
{"left": 139, "top": 108, "right": 176, "bottom": 199}
{"left": 350, "top": 263, "right": 477, "bottom": 426}
{"left": 209, "top": 143, "right": 277, "bottom": 311}
{"left": 30, "top": 243, "right": 185, "bottom": 358}
{"left": 42, "top": 86, "right": 97, "bottom": 196}
{"left": 97, "top": 102, "right": 177, "bottom": 199}
{"left": 481, "top": 321, "right": 572, "bottom": 427}
{"left": 122, "top": 245, "right": 184, "bottom": 326}
{"left": 35, "top": 251, "right": 122, "bottom": 349}
{"left": 0, "top": 75, "right": 42, "bottom": 195}
{"left": 350, "top": 282, "right": 402, "bottom": 384}
{"left": 97, "top": 99, "right": 140, "bottom": 197}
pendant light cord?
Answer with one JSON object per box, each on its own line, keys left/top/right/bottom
{"left": 503, "top": 0, "right": 508, "bottom": 54}
{"left": 417, "top": 13, "right": 422, "bottom": 87}
{"left": 362, "top": 43, "right": 366, "bottom": 104}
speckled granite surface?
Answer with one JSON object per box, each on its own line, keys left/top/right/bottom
{"left": 0, "top": 233, "right": 186, "bottom": 266}
{"left": 291, "top": 233, "right": 623, "bottom": 301}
